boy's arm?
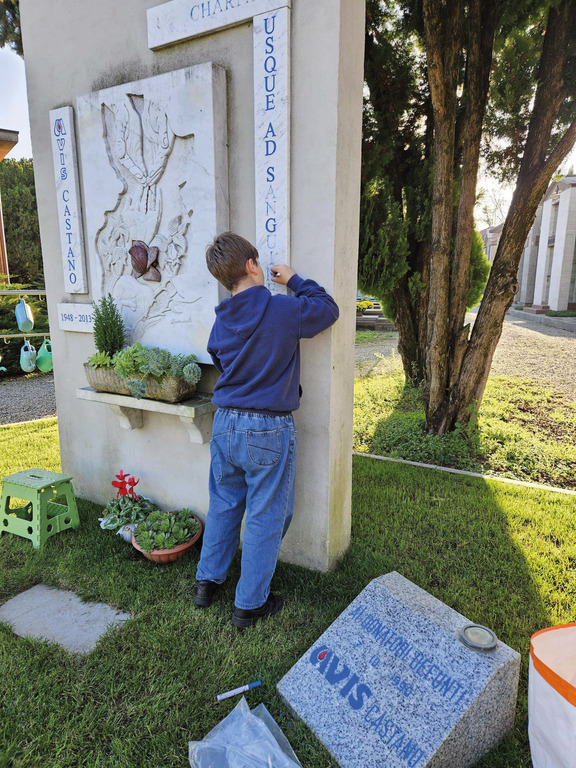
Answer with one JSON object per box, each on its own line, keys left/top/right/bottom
{"left": 271, "top": 264, "right": 339, "bottom": 338}
{"left": 207, "top": 329, "right": 223, "bottom": 373}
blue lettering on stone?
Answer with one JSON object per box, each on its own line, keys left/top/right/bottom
{"left": 266, "top": 94, "right": 275, "bottom": 110}
{"left": 265, "top": 140, "right": 276, "bottom": 156}
{"left": 69, "top": 273, "right": 77, "bottom": 284}
{"left": 53, "top": 118, "right": 66, "bottom": 136}
{"left": 348, "top": 605, "right": 366, "bottom": 621}
{"left": 324, "top": 656, "right": 350, "bottom": 685}
{"left": 267, "top": 166, "right": 275, "bottom": 182}
{"left": 265, "top": 218, "right": 276, "bottom": 233}
{"left": 348, "top": 683, "right": 372, "bottom": 711}
{"left": 265, "top": 55, "right": 277, "bottom": 73}
{"left": 265, "top": 74, "right": 276, "bottom": 92}
{"left": 264, "top": 15, "right": 275, "bottom": 34}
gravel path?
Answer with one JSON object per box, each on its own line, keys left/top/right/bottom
{"left": 355, "top": 313, "right": 576, "bottom": 400}
{"left": 0, "top": 314, "right": 574, "bottom": 426}
{"left": 0, "top": 374, "right": 57, "bottom": 425}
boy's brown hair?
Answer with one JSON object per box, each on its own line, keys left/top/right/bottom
{"left": 206, "top": 231, "right": 259, "bottom": 291}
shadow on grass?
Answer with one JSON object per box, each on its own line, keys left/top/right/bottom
{"left": 334, "top": 455, "right": 554, "bottom": 768}
{"left": 0, "top": 455, "right": 562, "bottom": 768}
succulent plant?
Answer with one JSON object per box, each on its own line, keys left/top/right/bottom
{"left": 133, "top": 509, "right": 200, "bottom": 554}
{"left": 111, "top": 342, "right": 201, "bottom": 398}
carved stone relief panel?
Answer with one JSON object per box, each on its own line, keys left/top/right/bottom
{"left": 77, "top": 63, "right": 228, "bottom": 363}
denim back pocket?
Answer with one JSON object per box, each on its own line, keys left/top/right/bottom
{"left": 246, "top": 429, "right": 282, "bottom": 466}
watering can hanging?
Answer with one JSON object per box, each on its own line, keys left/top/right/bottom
{"left": 20, "top": 341, "right": 36, "bottom": 373}
{"left": 36, "top": 339, "right": 53, "bottom": 372}
{"left": 15, "top": 299, "right": 34, "bottom": 333}
{"left": 0, "top": 351, "right": 6, "bottom": 373}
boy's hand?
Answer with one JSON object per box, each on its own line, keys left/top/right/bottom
{"left": 270, "top": 264, "right": 295, "bottom": 285}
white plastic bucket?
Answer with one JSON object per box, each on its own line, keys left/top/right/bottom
{"left": 528, "top": 624, "right": 576, "bottom": 768}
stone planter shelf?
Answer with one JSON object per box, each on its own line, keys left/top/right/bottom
{"left": 76, "top": 387, "right": 216, "bottom": 444}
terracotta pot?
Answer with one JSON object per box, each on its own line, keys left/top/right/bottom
{"left": 131, "top": 516, "right": 203, "bottom": 564}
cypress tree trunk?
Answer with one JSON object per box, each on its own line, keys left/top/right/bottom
{"left": 429, "top": 1, "right": 576, "bottom": 433}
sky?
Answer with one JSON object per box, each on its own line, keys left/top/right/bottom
{"left": 0, "top": 46, "right": 574, "bottom": 229}
{"left": 0, "top": 47, "right": 32, "bottom": 158}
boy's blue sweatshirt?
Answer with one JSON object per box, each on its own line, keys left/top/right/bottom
{"left": 208, "top": 273, "right": 339, "bottom": 412}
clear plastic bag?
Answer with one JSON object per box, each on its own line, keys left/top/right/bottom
{"left": 189, "top": 696, "right": 302, "bottom": 768}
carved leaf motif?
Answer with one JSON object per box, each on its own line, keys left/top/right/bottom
{"left": 129, "top": 241, "right": 150, "bottom": 277}
{"left": 147, "top": 246, "right": 159, "bottom": 268}
{"left": 168, "top": 216, "right": 182, "bottom": 236}
{"left": 143, "top": 266, "right": 162, "bottom": 282}
{"left": 171, "top": 234, "right": 187, "bottom": 253}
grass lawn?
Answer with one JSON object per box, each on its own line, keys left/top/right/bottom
{"left": 1, "top": 419, "right": 575, "bottom": 766}
{"left": 354, "top": 368, "right": 576, "bottom": 489}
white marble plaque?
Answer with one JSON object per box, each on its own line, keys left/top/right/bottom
{"left": 57, "top": 302, "right": 94, "bottom": 332}
{"left": 49, "top": 107, "right": 88, "bottom": 294}
{"left": 148, "top": 0, "right": 290, "bottom": 49}
{"left": 254, "top": 7, "right": 290, "bottom": 293}
{"left": 76, "top": 63, "right": 228, "bottom": 364}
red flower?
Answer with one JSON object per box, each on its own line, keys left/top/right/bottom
{"left": 111, "top": 470, "right": 140, "bottom": 500}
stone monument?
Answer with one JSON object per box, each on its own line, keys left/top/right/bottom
{"left": 278, "top": 572, "right": 521, "bottom": 768}
{"left": 19, "top": 0, "right": 365, "bottom": 570}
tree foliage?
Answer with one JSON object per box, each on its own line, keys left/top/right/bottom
{"left": 0, "top": 158, "right": 43, "bottom": 286}
{"left": 0, "top": 0, "right": 22, "bottom": 56}
{"left": 361, "top": 0, "right": 576, "bottom": 433}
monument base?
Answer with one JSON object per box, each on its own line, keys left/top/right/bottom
{"left": 278, "top": 572, "right": 520, "bottom": 768}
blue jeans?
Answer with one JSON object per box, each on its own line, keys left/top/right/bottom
{"left": 196, "top": 408, "right": 298, "bottom": 610}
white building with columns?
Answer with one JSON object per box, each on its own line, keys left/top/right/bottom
{"left": 484, "top": 177, "right": 576, "bottom": 313}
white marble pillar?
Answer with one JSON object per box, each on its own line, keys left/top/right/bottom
{"left": 548, "top": 187, "right": 576, "bottom": 311}
{"left": 517, "top": 207, "right": 542, "bottom": 305}
{"left": 531, "top": 198, "right": 554, "bottom": 311}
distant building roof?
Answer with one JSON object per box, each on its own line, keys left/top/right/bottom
{"left": 0, "top": 129, "right": 19, "bottom": 161}
{"left": 479, "top": 222, "right": 503, "bottom": 238}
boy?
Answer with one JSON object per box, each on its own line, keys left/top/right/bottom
{"left": 194, "top": 231, "right": 339, "bottom": 628}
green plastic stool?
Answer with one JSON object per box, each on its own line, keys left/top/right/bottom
{"left": 0, "top": 469, "right": 79, "bottom": 550}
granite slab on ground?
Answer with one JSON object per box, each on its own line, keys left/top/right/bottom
{"left": 278, "top": 572, "right": 521, "bottom": 768}
{"left": 0, "top": 584, "right": 130, "bottom": 653}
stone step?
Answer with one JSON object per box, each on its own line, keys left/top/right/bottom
{"left": 356, "top": 316, "right": 396, "bottom": 332}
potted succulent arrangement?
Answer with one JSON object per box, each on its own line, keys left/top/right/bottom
{"left": 98, "top": 470, "right": 159, "bottom": 542}
{"left": 132, "top": 508, "right": 203, "bottom": 564}
{"left": 84, "top": 294, "right": 202, "bottom": 403}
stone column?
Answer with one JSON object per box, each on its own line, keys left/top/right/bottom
{"left": 517, "top": 207, "right": 542, "bottom": 306}
{"left": 529, "top": 197, "right": 554, "bottom": 313}
{"left": 548, "top": 186, "right": 576, "bottom": 311}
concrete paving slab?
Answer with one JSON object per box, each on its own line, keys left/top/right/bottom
{"left": 0, "top": 584, "right": 131, "bottom": 654}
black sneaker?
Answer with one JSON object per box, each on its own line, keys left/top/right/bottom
{"left": 193, "top": 580, "right": 219, "bottom": 607}
{"left": 231, "top": 594, "right": 284, "bottom": 628}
